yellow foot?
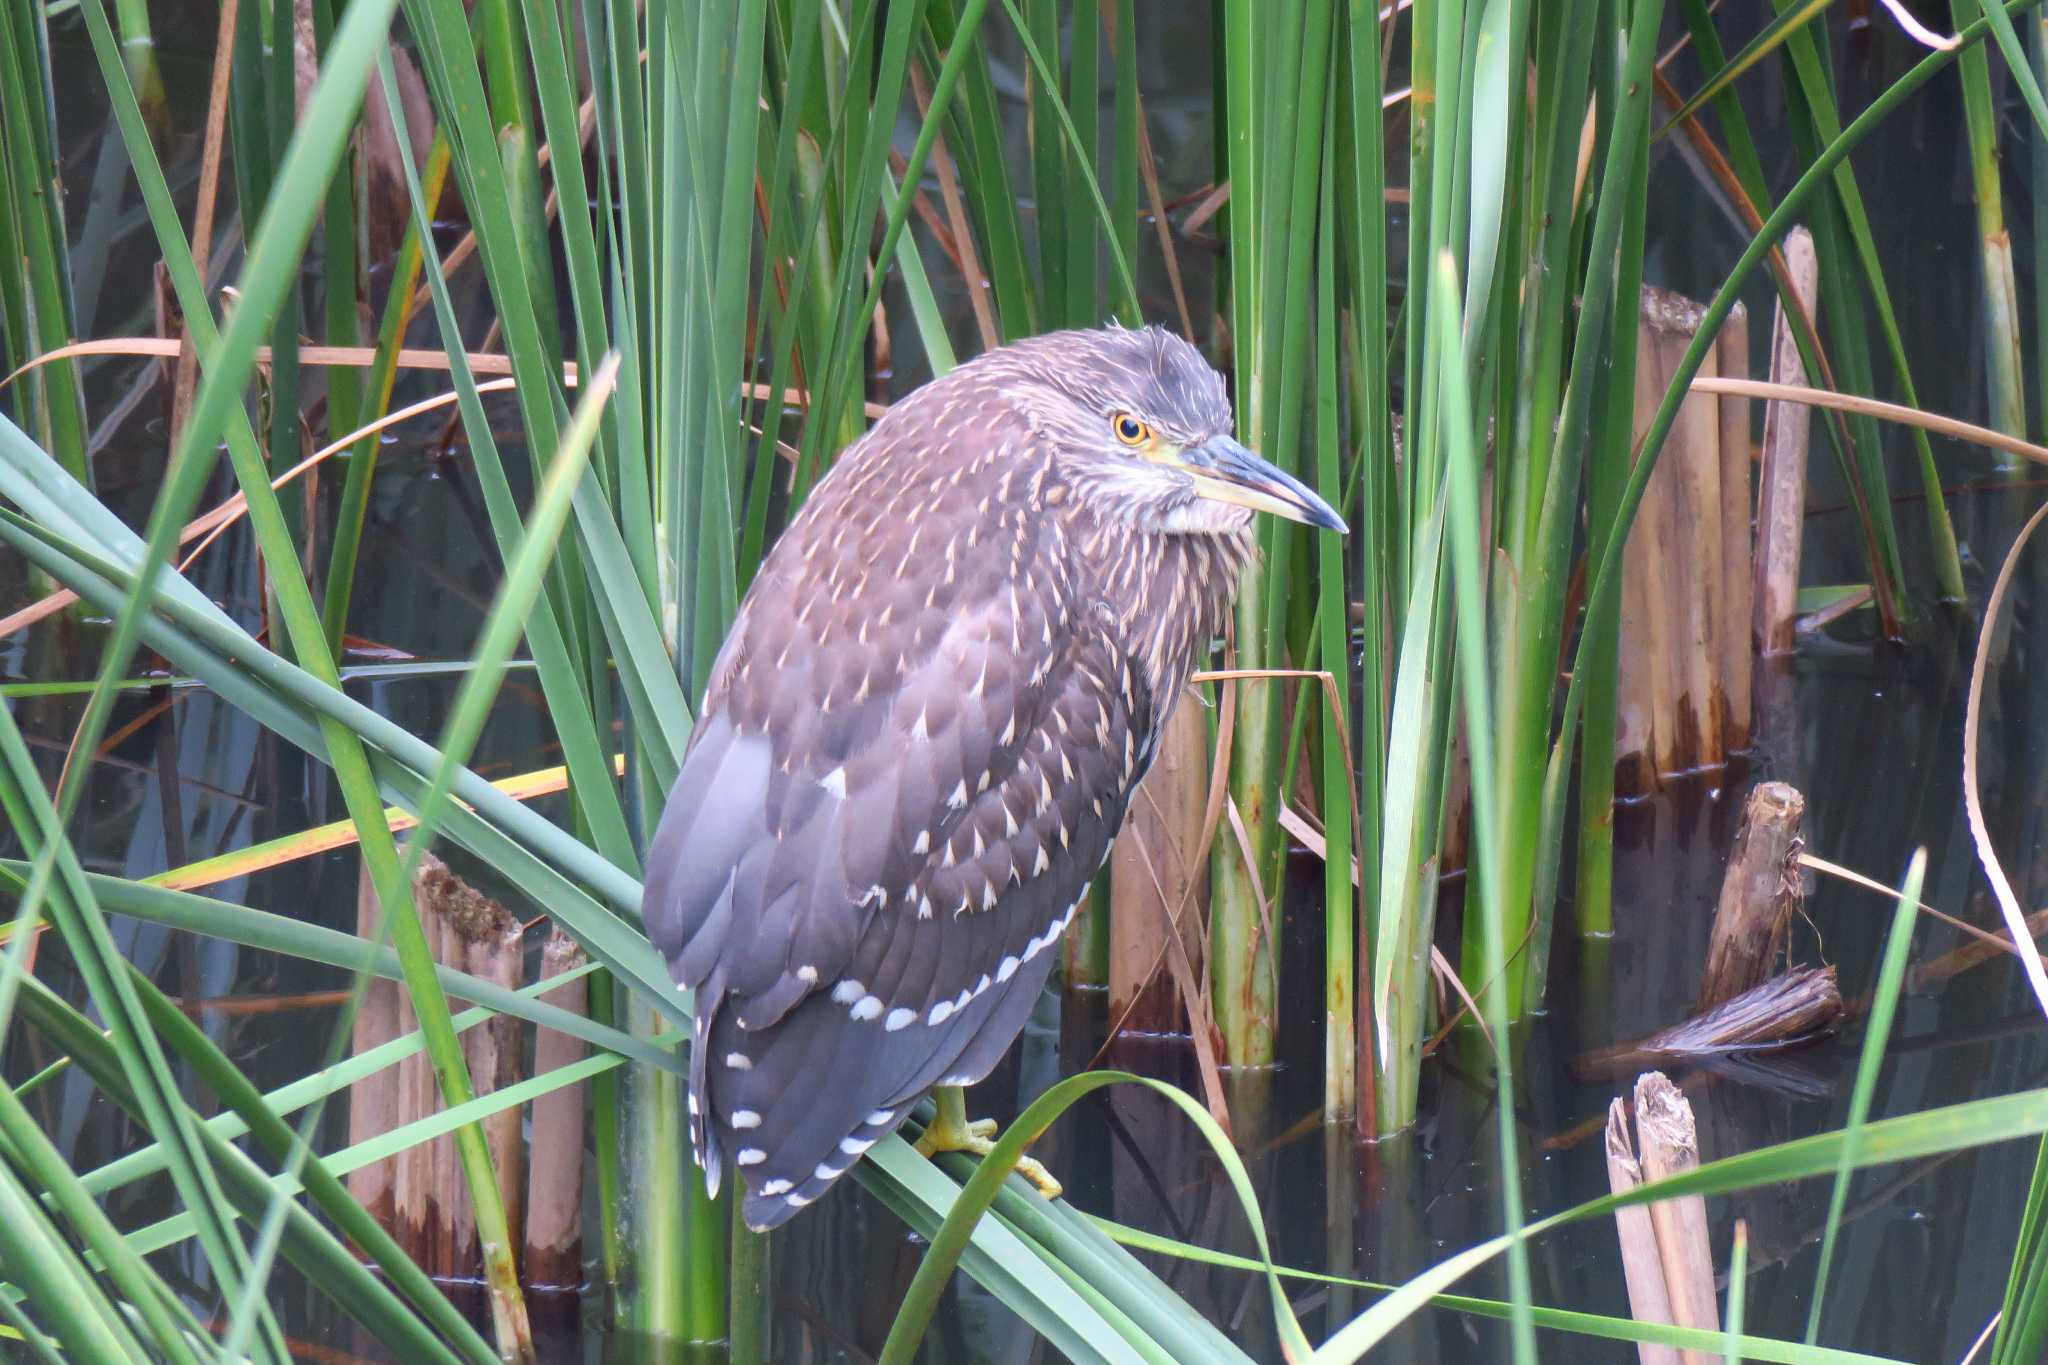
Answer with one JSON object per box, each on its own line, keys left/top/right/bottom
{"left": 912, "top": 1088, "right": 1064, "bottom": 1200}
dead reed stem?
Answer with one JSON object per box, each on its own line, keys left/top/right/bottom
{"left": 346, "top": 857, "right": 398, "bottom": 1230}
{"left": 416, "top": 853, "right": 526, "bottom": 1279}
{"left": 1576, "top": 966, "right": 1841, "bottom": 1079}
{"left": 426, "top": 870, "right": 460, "bottom": 1277}
{"left": 1753, "top": 227, "right": 1818, "bottom": 657}
{"left": 1634, "top": 1072, "right": 1719, "bottom": 1365}
{"left": 1619, "top": 288, "right": 1753, "bottom": 792}
{"left": 1715, "top": 306, "right": 1752, "bottom": 746}
{"left": 526, "top": 931, "right": 589, "bottom": 1289}
{"left": 392, "top": 889, "right": 431, "bottom": 1266}
{"left": 1109, "top": 703, "right": 1209, "bottom": 1034}
{"left": 1699, "top": 782, "right": 1806, "bottom": 1010}
{"left": 1606, "top": 1098, "right": 1682, "bottom": 1365}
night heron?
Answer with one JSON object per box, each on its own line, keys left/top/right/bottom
{"left": 645, "top": 324, "right": 1345, "bottom": 1231}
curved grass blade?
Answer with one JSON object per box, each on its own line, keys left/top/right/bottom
{"left": 1963, "top": 501, "right": 2048, "bottom": 1021}
{"left": 1312, "top": 1087, "right": 2048, "bottom": 1360}
{"left": 856, "top": 1134, "right": 1200, "bottom": 1365}
{"left": 0, "top": 499, "right": 684, "bottom": 1021}
{"left": 1098, "top": 1222, "right": 1900, "bottom": 1364}
{"left": 0, "top": 422, "right": 641, "bottom": 915}
{"left": 879, "top": 1070, "right": 1308, "bottom": 1364}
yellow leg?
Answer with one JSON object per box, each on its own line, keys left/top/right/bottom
{"left": 912, "top": 1084, "right": 1063, "bottom": 1200}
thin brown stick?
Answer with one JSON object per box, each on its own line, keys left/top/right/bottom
{"left": 910, "top": 64, "right": 999, "bottom": 352}
{"left": 172, "top": 0, "right": 239, "bottom": 444}
{"left": 7, "top": 337, "right": 892, "bottom": 421}
{"left": 1799, "top": 850, "right": 2048, "bottom": 966}
{"left": 1691, "top": 376, "right": 2048, "bottom": 467}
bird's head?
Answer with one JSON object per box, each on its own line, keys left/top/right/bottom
{"left": 991, "top": 324, "right": 1347, "bottom": 537}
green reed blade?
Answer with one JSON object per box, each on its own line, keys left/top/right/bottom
{"left": 1805, "top": 851, "right": 1925, "bottom": 1340}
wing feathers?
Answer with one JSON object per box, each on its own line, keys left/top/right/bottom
{"left": 647, "top": 401, "right": 1178, "bottom": 1219}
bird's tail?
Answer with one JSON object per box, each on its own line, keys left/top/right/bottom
{"left": 690, "top": 987, "right": 725, "bottom": 1199}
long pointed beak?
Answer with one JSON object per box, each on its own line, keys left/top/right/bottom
{"left": 1181, "top": 436, "right": 1348, "bottom": 533}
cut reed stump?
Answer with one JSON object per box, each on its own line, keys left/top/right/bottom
{"left": 425, "top": 865, "right": 461, "bottom": 1278}
{"left": 1753, "top": 227, "right": 1818, "bottom": 658}
{"left": 1699, "top": 782, "right": 1805, "bottom": 1010}
{"left": 348, "top": 848, "right": 604, "bottom": 1297}
{"left": 1618, "top": 288, "right": 1753, "bottom": 795}
{"left": 525, "top": 930, "right": 588, "bottom": 1290}
{"left": 1109, "top": 702, "right": 1209, "bottom": 1035}
{"left": 1607, "top": 1072, "right": 1719, "bottom": 1365}
{"left": 1606, "top": 1100, "right": 1680, "bottom": 1365}
{"left": 415, "top": 853, "right": 526, "bottom": 1280}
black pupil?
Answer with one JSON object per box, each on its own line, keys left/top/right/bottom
{"left": 1119, "top": 417, "right": 1141, "bottom": 439}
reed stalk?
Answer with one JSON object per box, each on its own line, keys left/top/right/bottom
{"left": 1212, "top": 0, "right": 1336, "bottom": 1071}
{"left": 0, "top": 3, "right": 91, "bottom": 493}
{"left": 110, "top": 0, "right": 167, "bottom": 130}
{"left": 1954, "top": 0, "right": 2029, "bottom": 459}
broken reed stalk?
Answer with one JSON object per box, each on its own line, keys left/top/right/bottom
{"left": 526, "top": 930, "right": 588, "bottom": 1290}
{"left": 1715, "top": 304, "right": 1752, "bottom": 751}
{"left": 1606, "top": 1098, "right": 1682, "bottom": 1365}
{"left": 1753, "top": 227, "right": 1818, "bottom": 657}
{"left": 352, "top": 852, "right": 579, "bottom": 1290}
{"left": 1617, "top": 288, "right": 1753, "bottom": 794}
{"left": 428, "top": 870, "right": 461, "bottom": 1278}
{"left": 1575, "top": 965, "right": 1842, "bottom": 1079}
{"left": 416, "top": 852, "right": 526, "bottom": 1280}
{"left": 1699, "top": 782, "right": 1805, "bottom": 1010}
{"left": 1634, "top": 1072, "right": 1719, "bottom": 1365}
{"left": 393, "top": 908, "right": 432, "bottom": 1267}
{"left": 347, "top": 856, "right": 399, "bottom": 1230}
{"left": 1109, "top": 702, "right": 1209, "bottom": 1034}
{"left": 474, "top": 897, "right": 527, "bottom": 1268}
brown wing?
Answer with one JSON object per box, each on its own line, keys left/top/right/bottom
{"left": 692, "top": 613, "right": 1156, "bottom": 1230}
{"left": 644, "top": 391, "right": 1166, "bottom": 1226}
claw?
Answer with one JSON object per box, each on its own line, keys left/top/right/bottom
{"left": 913, "top": 1086, "right": 1063, "bottom": 1201}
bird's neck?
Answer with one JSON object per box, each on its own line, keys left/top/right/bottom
{"left": 1065, "top": 502, "right": 1254, "bottom": 707}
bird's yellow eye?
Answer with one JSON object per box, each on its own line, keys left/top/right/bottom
{"left": 1112, "top": 413, "right": 1151, "bottom": 446}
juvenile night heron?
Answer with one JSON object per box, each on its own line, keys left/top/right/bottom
{"left": 645, "top": 325, "right": 1345, "bottom": 1231}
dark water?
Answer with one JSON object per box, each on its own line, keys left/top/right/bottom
{"left": 10, "top": 2, "right": 2048, "bottom": 1362}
